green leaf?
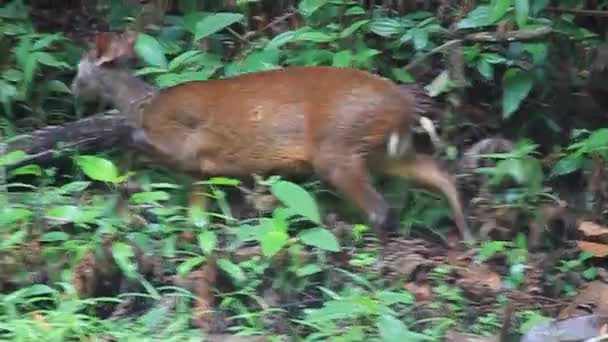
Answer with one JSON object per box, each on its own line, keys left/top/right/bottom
{"left": 392, "top": 68, "right": 415, "bottom": 83}
{"left": 198, "top": 230, "right": 217, "bottom": 255}
{"left": 112, "top": 241, "right": 138, "bottom": 279}
{"left": 60, "top": 181, "right": 91, "bottom": 193}
{"left": 266, "top": 30, "right": 296, "bottom": 50}
{"left": 177, "top": 256, "right": 205, "bottom": 276}
{"left": 345, "top": 6, "right": 366, "bottom": 16}
{"left": 531, "top": 0, "right": 550, "bottom": 15}
{"left": 299, "top": 0, "right": 329, "bottom": 17}
{"left": 425, "top": 70, "right": 453, "bottom": 97}
{"left": 39, "top": 231, "right": 70, "bottom": 242}
{"left": 478, "top": 240, "right": 507, "bottom": 261}
{"left": 46, "top": 205, "right": 82, "bottom": 223}
{"left": 333, "top": 50, "right": 353, "bottom": 67}
{"left": 514, "top": 0, "right": 529, "bottom": 27}
{"left": 0, "top": 207, "right": 32, "bottom": 226}
{"left": 377, "top": 291, "right": 415, "bottom": 306}
{"left": 370, "top": 18, "right": 407, "bottom": 37}
{"left": 270, "top": 180, "right": 321, "bottom": 224}
{"left": 377, "top": 314, "right": 432, "bottom": 342}
{"left": 168, "top": 50, "right": 201, "bottom": 71}
{"left": 456, "top": 5, "right": 493, "bottom": 29}
{"left": 34, "top": 52, "right": 71, "bottom": 69}
{"left": 477, "top": 59, "right": 494, "bottom": 80}
{"left": 46, "top": 80, "right": 71, "bottom": 94}
{"left": 550, "top": 154, "right": 584, "bottom": 177}
{"left": 217, "top": 258, "right": 246, "bottom": 284}
{"left": 32, "top": 33, "right": 63, "bottom": 51}
{"left": 294, "top": 31, "right": 335, "bottom": 42}
{"left": 502, "top": 67, "right": 533, "bottom": 119}
{"left": 340, "top": 19, "right": 370, "bottom": 38}
{"left": 260, "top": 230, "right": 289, "bottom": 258}
{"left": 75, "top": 155, "right": 121, "bottom": 183}
{"left": 299, "top": 228, "right": 340, "bottom": 252}
{"left": 0, "top": 150, "right": 28, "bottom": 167}
{"left": 296, "top": 263, "right": 323, "bottom": 277}
{"left": 135, "top": 33, "right": 168, "bottom": 68}
{"left": 490, "top": 0, "right": 511, "bottom": 22}
{"left": 194, "top": 12, "right": 244, "bottom": 41}
{"left": 9, "top": 164, "right": 41, "bottom": 178}
{"left": 130, "top": 191, "right": 170, "bottom": 204}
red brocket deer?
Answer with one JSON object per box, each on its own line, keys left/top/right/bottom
{"left": 71, "top": 31, "right": 473, "bottom": 242}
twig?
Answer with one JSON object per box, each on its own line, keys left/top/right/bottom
{"left": 243, "top": 7, "right": 299, "bottom": 40}
{"left": 404, "top": 39, "right": 463, "bottom": 71}
{"left": 464, "top": 26, "right": 553, "bottom": 43}
{"left": 546, "top": 7, "right": 608, "bottom": 17}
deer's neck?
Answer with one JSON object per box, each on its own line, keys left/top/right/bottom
{"left": 98, "top": 68, "right": 158, "bottom": 126}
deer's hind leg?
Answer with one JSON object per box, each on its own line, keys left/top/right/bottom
{"left": 380, "top": 154, "right": 472, "bottom": 241}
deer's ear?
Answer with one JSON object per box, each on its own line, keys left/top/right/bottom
{"left": 93, "top": 31, "right": 138, "bottom": 66}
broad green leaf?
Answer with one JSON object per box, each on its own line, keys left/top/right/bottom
{"left": 135, "top": 33, "right": 168, "bottom": 68}
{"left": 11, "top": 164, "right": 42, "bottom": 176}
{"left": 217, "top": 258, "right": 246, "bottom": 284}
{"left": 34, "top": 52, "right": 71, "bottom": 69}
{"left": 32, "top": 33, "right": 63, "bottom": 51}
{"left": 60, "top": 181, "right": 91, "bottom": 193}
{"left": 377, "top": 291, "right": 415, "bottom": 306}
{"left": 502, "top": 67, "right": 533, "bottom": 119}
{"left": 514, "top": 0, "right": 530, "bottom": 27}
{"left": 370, "top": 18, "right": 406, "bottom": 37}
{"left": 296, "top": 264, "right": 323, "bottom": 277}
{"left": 260, "top": 230, "right": 289, "bottom": 258}
{"left": 75, "top": 155, "right": 121, "bottom": 183}
{"left": 39, "top": 231, "right": 70, "bottom": 242}
{"left": 333, "top": 50, "right": 353, "bottom": 67}
{"left": 112, "top": 242, "right": 138, "bottom": 279}
{"left": 550, "top": 154, "right": 584, "bottom": 177}
{"left": 270, "top": 180, "right": 321, "bottom": 224}
{"left": 0, "top": 207, "right": 32, "bottom": 226}
{"left": 340, "top": 19, "right": 370, "bottom": 38}
{"left": 392, "top": 68, "right": 415, "bottom": 83}
{"left": 168, "top": 50, "right": 201, "bottom": 71}
{"left": 411, "top": 28, "right": 429, "bottom": 50}
{"left": 46, "top": 205, "right": 82, "bottom": 223}
{"left": 377, "top": 314, "right": 433, "bottom": 342}
{"left": 130, "top": 191, "right": 170, "bottom": 204}
{"left": 478, "top": 240, "right": 508, "bottom": 261}
{"left": 177, "top": 256, "right": 206, "bottom": 276}
{"left": 425, "top": 70, "right": 453, "bottom": 97}
{"left": 266, "top": 30, "right": 296, "bottom": 50}
{"left": 477, "top": 59, "right": 494, "bottom": 80}
{"left": 46, "top": 80, "right": 71, "bottom": 93}
{"left": 0, "top": 150, "right": 28, "bottom": 166}
{"left": 198, "top": 230, "right": 217, "bottom": 255}
{"left": 194, "top": 12, "right": 244, "bottom": 41}
{"left": 531, "top": 0, "right": 550, "bottom": 15}
{"left": 299, "top": 228, "right": 340, "bottom": 252}
{"left": 490, "top": 0, "right": 511, "bottom": 22}
{"left": 345, "top": 6, "right": 366, "bottom": 15}
{"left": 294, "top": 31, "right": 335, "bottom": 42}
{"left": 456, "top": 5, "right": 493, "bottom": 29}
{"left": 24, "top": 284, "right": 57, "bottom": 297}
{"left": 202, "top": 177, "right": 241, "bottom": 186}
{"left": 299, "top": 0, "right": 329, "bottom": 17}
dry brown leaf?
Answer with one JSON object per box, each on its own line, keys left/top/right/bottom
{"left": 579, "top": 221, "right": 608, "bottom": 243}
{"left": 190, "top": 256, "right": 219, "bottom": 333}
{"left": 577, "top": 241, "right": 608, "bottom": 257}
{"left": 404, "top": 282, "right": 433, "bottom": 302}
{"left": 456, "top": 264, "right": 502, "bottom": 299}
{"left": 559, "top": 281, "right": 608, "bottom": 319}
